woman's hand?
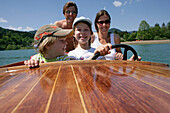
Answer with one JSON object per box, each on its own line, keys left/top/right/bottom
{"left": 94, "top": 43, "right": 112, "bottom": 56}
{"left": 128, "top": 55, "right": 141, "bottom": 61}
{"left": 115, "top": 52, "right": 123, "bottom": 60}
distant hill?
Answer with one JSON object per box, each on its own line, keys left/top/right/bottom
{"left": 109, "top": 28, "right": 137, "bottom": 34}
{"left": 108, "top": 28, "right": 122, "bottom": 34}
{"left": 29, "top": 30, "right": 37, "bottom": 34}
{"left": 0, "top": 27, "right": 35, "bottom": 50}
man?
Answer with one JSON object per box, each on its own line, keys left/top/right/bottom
{"left": 54, "top": 1, "right": 78, "bottom": 52}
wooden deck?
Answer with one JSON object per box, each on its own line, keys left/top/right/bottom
{"left": 0, "top": 60, "right": 170, "bottom": 113}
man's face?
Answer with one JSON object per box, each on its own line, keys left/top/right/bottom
{"left": 64, "top": 6, "right": 77, "bottom": 23}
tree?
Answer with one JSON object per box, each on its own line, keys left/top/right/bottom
{"left": 162, "top": 23, "right": 166, "bottom": 28}
{"left": 155, "top": 23, "right": 160, "bottom": 28}
{"left": 0, "top": 27, "right": 34, "bottom": 50}
{"left": 167, "top": 22, "right": 170, "bottom": 30}
{"left": 138, "top": 20, "right": 150, "bottom": 31}
{"left": 123, "top": 33, "right": 129, "bottom": 41}
{"left": 127, "top": 32, "right": 137, "bottom": 41}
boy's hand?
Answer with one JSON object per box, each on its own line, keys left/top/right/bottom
{"left": 24, "top": 59, "right": 43, "bottom": 68}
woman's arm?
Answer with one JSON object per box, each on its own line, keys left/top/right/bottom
{"left": 114, "top": 33, "right": 122, "bottom": 53}
{"left": 91, "top": 33, "right": 96, "bottom": 44}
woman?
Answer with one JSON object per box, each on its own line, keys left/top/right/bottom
{"left": 68, "top": 16, "right": 141, "bottom": 61}
{"left": 91, "top": 10, "right": 122, "bottom": 60}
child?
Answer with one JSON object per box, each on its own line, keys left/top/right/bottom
{"left": 68, "top": 16, "right": 113, "bottom": 60}
{"left": 24, "top": 24, "right": 73, "bottom": 68}
{"left": 68, "top": 16, "right": 141, "bottom": 61}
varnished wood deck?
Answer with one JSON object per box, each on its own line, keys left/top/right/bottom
{"left": 0, "top": 60, "right": 170, "bottom": 113}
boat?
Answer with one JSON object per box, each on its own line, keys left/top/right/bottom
{"left": 0, "top": 44, "right": 169, "bottom": 113}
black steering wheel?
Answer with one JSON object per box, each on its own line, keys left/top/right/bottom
{"left": 92, "top": 44, "right": 138, "bottom": 60}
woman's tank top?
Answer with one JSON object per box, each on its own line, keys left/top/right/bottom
{"left": 91, "top": 33, "right": 116, "bottom": 60}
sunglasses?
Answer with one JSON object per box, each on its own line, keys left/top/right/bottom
{"left": 65, "top": 10, "right": 77, "bottom": 15}
{"left": 97, "top": 20, "right": 110, "bottom": 25}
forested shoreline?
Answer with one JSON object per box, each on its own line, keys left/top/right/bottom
{"left": 0, "top": 20, "right": 170, "bottom": 50}
{"left": 111, "top": 20, "right": 170, "bottom": 42}
{"left": 0, "top": 27, "right": 35, "bottom": 50}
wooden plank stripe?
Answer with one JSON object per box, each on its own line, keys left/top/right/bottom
{"left": 104, "top": 64, "right": 170, "bottom": 94}
{"left": 11, "top": 67, "right": 51, "bottom": 113}
{"left": 44, "top": 66, "right": 61, "bottom": 113}
{"left": 71, "top": 65, "right": 88, "bottom": 113}
{"left": 130, "top": 75, "right": 170, "bottom": 95}
{"left": 0, "top": 74, "right": 20, "bottom": 87}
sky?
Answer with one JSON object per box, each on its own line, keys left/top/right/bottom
{"left": 0, "top": 0, "right": 170, "bottom": 32}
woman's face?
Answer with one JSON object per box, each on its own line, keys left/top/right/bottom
{"left": 97, "top": 15, "right": 110, "bottom": 33}
{"left": 74, "top": 22, "right": 91, "bottom": 45}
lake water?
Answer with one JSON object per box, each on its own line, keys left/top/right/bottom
{"left": 0, "top": 43, "right": 170, "bottom": 66}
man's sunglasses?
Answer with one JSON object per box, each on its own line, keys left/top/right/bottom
{"left": 65, "top": 10, "right": 77, "bottom": 15}
{"left": 97, "top": 20, "right": 110, "bottom": 25}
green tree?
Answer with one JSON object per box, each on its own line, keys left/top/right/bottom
{"left": 162, "top": 23, "right": 166, "bottom": 28}
{"left": 123, "top": 33, "right": 130, "bottom": 41}
{"left": 0, "top": 27, "right": 34, "bottom": 50}
{"left": 138, "top": 20, "right": 150, "bottom": 31}
{"left": 167, "top": 22, "right": 170, "bottom": 30}
{"left": 127, "top": 32, "right": 137, "bottom": 41}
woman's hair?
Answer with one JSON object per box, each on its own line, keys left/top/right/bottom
{"left": 38, "top": 36, "right": 57, "bottom": 55}
{"left": 63, "top": 1, "right": 78, "bottom": 14}
{"left": 94, "top": 10, "right": 111, "bottom": 32}
{"left": 73, "top": 21, "right": 93, "bottom": 48}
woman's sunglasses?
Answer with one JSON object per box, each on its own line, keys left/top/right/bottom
{"left": 97, "top": 20, "right": 110, "bottom": 25}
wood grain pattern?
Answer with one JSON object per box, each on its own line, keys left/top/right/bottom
{"left": 0, "top": 60, "right": 169, "bottom": 113}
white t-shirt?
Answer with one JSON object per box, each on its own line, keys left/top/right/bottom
{"left": 91, "top": 32, "right": 116, "bottom": 60}
{"left": 68, "top": 47, "right": 104, "bottom": 60}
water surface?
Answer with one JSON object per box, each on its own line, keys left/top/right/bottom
{"left": 0, "top": 43, "right": 170, "bottom": 66}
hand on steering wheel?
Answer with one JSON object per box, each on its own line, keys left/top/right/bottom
{"left": 92, "top": 44, "right": 138, "bottom": 60}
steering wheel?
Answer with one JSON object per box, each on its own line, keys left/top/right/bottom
{"left": 92, "top": 44, "right": 138, "bottom": 60}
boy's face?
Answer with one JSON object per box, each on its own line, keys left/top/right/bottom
{"left": 74, "top": 22, "right": 91, "bottom": 45}
{"left": 64, "top": 6, "right": 77, "bottom": 23}
{"left": 48, "top": 38, "right": 67, "bottom": 56}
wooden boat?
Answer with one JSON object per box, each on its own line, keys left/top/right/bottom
{"left": 0, "top": 45, "right": 170, "bottom": 113}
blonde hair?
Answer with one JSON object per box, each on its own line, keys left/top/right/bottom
{"left": 38, "top": 36, "right": 57, "bottom": 55}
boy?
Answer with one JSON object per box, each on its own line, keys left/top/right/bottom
{"left": 24, "top": 24, "right": 73, "bottom": 68}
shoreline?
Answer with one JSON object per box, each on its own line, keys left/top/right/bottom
{"left": 121, "top": 40, "right": 170, "bottom": 45}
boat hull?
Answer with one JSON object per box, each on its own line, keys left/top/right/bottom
{"left": 0, "top": 60, "right": 169, "bottom": 113}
